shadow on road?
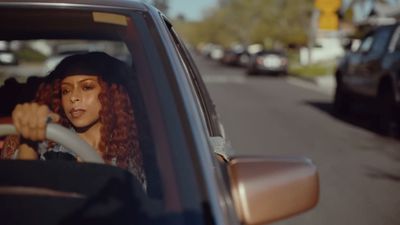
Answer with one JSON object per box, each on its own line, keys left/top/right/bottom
{"left": 305, "top": 101, "right": 379, "bottom": 135}
{"left": 305, "top": 100, "right": 400, "bottom": 183}
{"left": 366, "top": 166, "right": 400, "bottom": 183}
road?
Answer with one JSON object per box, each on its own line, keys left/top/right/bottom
{"left": 193, "top": 54, "right": 400, "bottom": 225}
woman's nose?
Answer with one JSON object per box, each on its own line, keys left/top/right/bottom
{"left": 70, "top": 91, "right": 80, "bottom": 103}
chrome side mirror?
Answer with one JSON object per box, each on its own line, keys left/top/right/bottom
{"left": 228, "top": 156, "right": 319, "bottom": 225}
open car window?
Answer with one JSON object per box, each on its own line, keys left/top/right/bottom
{"left": 0, "top": 39, "right": 130, "bottom": 111}
{"left": 0, "top": 6, "right": 176, "bottom": 224}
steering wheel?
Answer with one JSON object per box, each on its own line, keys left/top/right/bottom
{"left": 0, "top": 123, "right": 104, "bottom": 163}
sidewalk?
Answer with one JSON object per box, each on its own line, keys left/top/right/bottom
{"left": 287, "top": 74, "right": 335, "bottom": 96}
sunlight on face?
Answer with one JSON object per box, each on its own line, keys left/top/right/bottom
{"left": 61, "top": 75, "right": 102, "bottom": 128}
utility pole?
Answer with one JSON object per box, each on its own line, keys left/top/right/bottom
{"left": 308, "top": 9, "right": 320, "bottom": 64}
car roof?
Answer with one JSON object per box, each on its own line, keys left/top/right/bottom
{"left": 0, "top": 1, "right": 157, "bottom": 41}
{"left": 0, "top": 0, "right": 148, "bottom": 9}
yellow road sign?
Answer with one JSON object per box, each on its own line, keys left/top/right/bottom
{"left": 319, "top": 12, "right": 339, "bottom": 30}
{"left": 315, "top": 0, "right": 341, "bottom": 12}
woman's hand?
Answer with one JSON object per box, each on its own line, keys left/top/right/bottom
{"left": 12, "top": 103, "right": 60, "bottom": 141}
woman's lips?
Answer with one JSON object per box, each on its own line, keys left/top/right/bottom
{"left": 70, "top": 109, "right": 85, "bottom": 118}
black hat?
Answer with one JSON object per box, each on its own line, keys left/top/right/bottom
{"left": 47, "top": 51, "right": 130, "bottom": 85}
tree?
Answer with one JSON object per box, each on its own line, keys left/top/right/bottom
{"left": 174, "top": 0, "right": 313, "bottom": 48}
{"left": 149, "top": 0, "right": 169, "bottom": 15}
{"left": 176, "top": 13, "right": 186, "bottom": 21}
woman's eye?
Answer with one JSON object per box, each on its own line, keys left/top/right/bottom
{"left": 82, "top": 84, "right": 95, "bottom": 91}
{"left": 61, "top": 89, "right": 70, "bottom": 95}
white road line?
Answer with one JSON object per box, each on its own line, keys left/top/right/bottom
{"left": 286, "top": 77, "right": 334, "bottom": 96}
{"left": 202, "top": 75, "right": 245, "bottom": 84}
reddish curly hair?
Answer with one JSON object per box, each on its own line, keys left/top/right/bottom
{"left": 34, "top": 77, "right": 143, "bottom": 174}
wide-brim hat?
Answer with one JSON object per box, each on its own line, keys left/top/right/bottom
{"left": 47, "top": 51, "right": 130, "bottom": 86}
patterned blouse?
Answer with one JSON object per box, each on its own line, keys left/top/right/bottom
{"left": 0, "top": 135, "right": 147, "bottom": 191}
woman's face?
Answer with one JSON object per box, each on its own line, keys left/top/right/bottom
{"left": 61, "top": 75, "right": 102, "bottom": 128}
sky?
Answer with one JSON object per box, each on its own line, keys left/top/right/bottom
{"left": 167, "top": 0, "right": 400, "bottom": 22}
{"left": 168, "top": 0, "right": 218, "bottom": 21}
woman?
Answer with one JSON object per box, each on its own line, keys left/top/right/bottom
{"left": 1, "top": 52, "right": 146, "bottom": 187}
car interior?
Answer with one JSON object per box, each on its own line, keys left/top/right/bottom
{"left": 0, "top": 6, "right": 320, "bottom": 225}
{"left": 0, "top": 7, "right": 167, "bottom": 224}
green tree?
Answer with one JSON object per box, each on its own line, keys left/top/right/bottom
{"left": 147, "top": 0, "right": 169, "bottom": 15}
{"left": 174, "top": 0, "right": 313, "bottom": 48}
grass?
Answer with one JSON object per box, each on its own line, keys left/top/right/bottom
{"left": 16, "top": 47, "right": 46, "bottom": 63}
{"left": 289, "top": 62, "right": 336, "bottom": 78}
{"left": 286, "top": 50, "right": 336, "bottom": 78}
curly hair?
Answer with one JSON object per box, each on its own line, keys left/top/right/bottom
{"left": 34, "top": 76, "right": 143, "bottom": 176}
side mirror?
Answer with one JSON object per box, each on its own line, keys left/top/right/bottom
{"left": 228, "top": 156, "right": 319, "bottom": 225}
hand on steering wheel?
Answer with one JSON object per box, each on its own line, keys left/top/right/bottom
{"left": 12, "top": 103, "right": 60, "bottom": 141}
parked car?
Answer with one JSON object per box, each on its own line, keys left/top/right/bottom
{"left": 0, "top": 50, "right": 18, "bottom": 65}
{"left": 246, "top": 50, "right": 288, "bottom": 75}
{"left": 334, "top": 23, "right": 400, "bottom": 135}
{"left": 220, "top": 45, "right": 249, "bottom": 67}
{"left": 0, "top": 1, "right": 319, "bottom": 225}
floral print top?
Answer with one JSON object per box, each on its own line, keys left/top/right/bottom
{"left": 0, "top": 135, "right": 147, "bottom": 191}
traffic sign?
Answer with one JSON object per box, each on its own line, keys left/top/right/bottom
{"left": 315, "top": 0, "right": 341, "bottom": 13}
{"left": 319, "top": 12, "right": 339, "bottom": 30}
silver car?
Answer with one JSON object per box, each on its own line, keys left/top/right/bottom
{"left": 0, "top": 1, "right": 319, "bottom": 224}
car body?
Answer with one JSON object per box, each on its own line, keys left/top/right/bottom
{"left": 0, "top": 1, "right": 318, "bottom": 224}
{"left": 0, "top": 50, "right": 18, "bottom": 65}
{"left": 220, "top": 45, "right": 249, "bottom": 67}
{"left": 246, "top": 50, "right": 288, "bottom": 75}
{"left": 334, "top": 23, "right": 400, "bottom": 135}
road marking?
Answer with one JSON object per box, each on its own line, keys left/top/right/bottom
{"left": 286, "top": 77, "right": 334, "bottom": 96}
{"left": 202, "top": 75, "right": 245, "bottom": 84}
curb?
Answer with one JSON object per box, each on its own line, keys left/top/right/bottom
{"left": 287, "top": 74, "right": 335, "bottom": 96}
{"left": 289, "top": 74, "right": 318, "bottom": 84}
{"left": 289, "top": 74, "right": 335, "bottom": 86}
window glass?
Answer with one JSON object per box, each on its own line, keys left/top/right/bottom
{"left": 358, "top": 35, "right": 374, "bottom": 53}
{"left": 370, "top": 27, "right": 392, "bottom": 54}
{"left": 0, "top": 40, "right": 129, "bottom": 87}
{"left": 0, "top": 8, "right": 165, "bottom": 205}
{"left": 393, "top": 27, "right": 400, "bottom": 52}
{"left": 162, "top": 19, "right": 222, "bottom": 138}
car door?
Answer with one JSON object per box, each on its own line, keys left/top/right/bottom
{"left": 160, "top": 16, "right": 239, "bottom": 225}
{"left": 351, "top": 26, "right": 394, "bottom": 96}
{"left": 160, "top": 17, "right": 229, "bottom": 154}
{"left": 343, "top": 32, "right": 374, "bottom": 93}
{"left": 344, "top": 31, "right": 374, "bottom": 94}
{"left": 380, "top": 24, "right": 400, "bottom": 97}
{"left": 361, "top": 26, "right": 395, "bottom": 96}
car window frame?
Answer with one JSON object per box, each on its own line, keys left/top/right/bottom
{"left": 358, "top": 33, "right": 374, "bottom": 53}
{"left": 358, "top": 26, "right": 394, "bottom": 55}
{"left": 389, "top": 24, "right": 400, "bottom": 52}
{"left": 0, "top": 5, "right": 207, "bottom": 217}
{"left": 160, "top": 17, "right": 222, "bottom": 138}
{"left": 155, "top": 14, "right": 239, "bottom": 225}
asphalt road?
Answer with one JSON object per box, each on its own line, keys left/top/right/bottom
{"left": 193, "top": 54, "right": 400, "bottom": 225}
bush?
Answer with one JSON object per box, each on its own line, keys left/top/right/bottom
{"left": 289, "top": 62, "right": 335, "bottom": 78}
{"left": 16, "top": 47, "right": 46, "bottom": 63}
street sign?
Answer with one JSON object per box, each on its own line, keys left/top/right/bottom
{"left": 315, "top": 0, "right": 341, "bottom": 30}
{"left": 319, "top": 13, "right": 339, "bottom": 30}
{"left": 315, "top": 0, "right": 341, "bottom": 12}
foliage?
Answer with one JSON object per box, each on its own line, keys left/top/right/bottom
{"left": 289, "top": 62, "right": 335, "bottom": 78}
{"left": 16, "top": 47, "right": 47, "bottom": 62}
{"left": 142, "top": 0, "right": 169, "bottom": 14}
{"left": 173, "top": 0, "right": 314, "bottom": 48}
